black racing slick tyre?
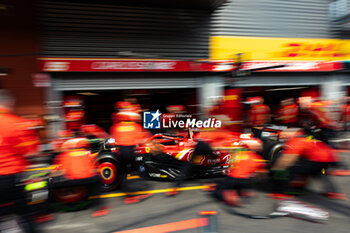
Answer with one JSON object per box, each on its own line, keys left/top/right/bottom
{"left": 268, "top": 143, "right": 284, "bottom": 166}
{"left": 261, "top": 139, "right": 284, "bottom": 166}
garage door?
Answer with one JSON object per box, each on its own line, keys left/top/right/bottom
{"left": 52, "top": 73, "right": 201, "bottom": 91}
{"left": 234, "top": 73, "right": 330, "bottom": 87}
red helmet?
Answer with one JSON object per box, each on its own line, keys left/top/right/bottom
{"left": 23, "top": 118, "right": 44, "bottom": 130}
{"left": 61, "top": 137, "right": 90, "bottom": 150}
{"left": 115, "top": 101, "right": 133, "bottom": 110}
{"left": 166, "top": 105, "right": 186, "bottom": 113}
{"left": 64, "top": 109, "right": 85, "bottom": 122}
{"left": 63, "top": 96, "right": 83, "bottom": 108}
{"left": 114, "top": 111, "right": 140, "bottom": 122}
{"left": 245, "top": 96, "right": 263, "bottom": 104}
{"left": 57, "top": 130, "right": 74, "bottom": 139}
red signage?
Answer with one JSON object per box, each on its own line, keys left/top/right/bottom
{"left": 38, "top": 58, "right": 212, "bottom": 72}
{"left": 37, "top": 58, "right": 343, "bottom": 72}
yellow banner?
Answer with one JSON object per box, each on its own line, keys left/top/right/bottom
{"left": 210, "top": 36, "right": 350, "bottom": 61}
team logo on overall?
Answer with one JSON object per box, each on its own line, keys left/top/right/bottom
{"left": 143, "top": 110, "right": 161, "bottom": 129}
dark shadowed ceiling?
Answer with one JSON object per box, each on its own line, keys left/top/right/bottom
{"left": 44, "top": 0, "right": 227, "bottom": 11}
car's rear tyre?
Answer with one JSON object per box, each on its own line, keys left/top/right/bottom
{"left": 261, "top": 139, "right": 284, "bottom": 166}
{"left": 98, "top": 159, "right": 125, "bottom": 192}
{"left": 268, "top": 143, "right": 284, "bottom": 166}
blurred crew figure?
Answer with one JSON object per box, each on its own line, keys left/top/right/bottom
{"left": 110, "top": 107, "right": 151, "bottom": 203}
{"left": 125, "top": 97, "right": 142, "bottom": 115}
{"left": 112, "top": 101, "right": 141, "bottom": 124}
{"left": 50, "top": 138, "right": 110, "bottom": 217}
{"left": 112, "top": 101, "right": 132, "bottom": 124}
{"left": 215, "top": 139, "right": 265, "bottom": 206}
{"left": 79, "top": 124, "right": 109, "bottom": 139}
{"left": 50, "top": 130, "right": 74, "bottom": 163}
{"left": 246, "top": 97, "right": 271, "bottom": 127}
{"left": 63, "top": 96, "right": 85, "bottom": 135}
{"left": 341, "top": 97, "right": 350, "bottom": 131}
{"left": 298, "top": 96, "right": 316, "bottom": 131}
{"left": 22, "top": 115, "right": 46, "bottom": 146}
{"left": 0, "top": 90, "right": 40, "bottom": 231}
{"left": 308, "top": 100, "right": 340, "bottom": 147}
{"left": 271, "top": 128, "right": 346, "bottom": 199}
{"left": 276, "top": 98, "right": 299, "bottom": 127}
{"left": 51, "top": 130, "right": 74, "bottom": 152}
{"left": 167, "top": 115, "right": 232, "bottom": 196}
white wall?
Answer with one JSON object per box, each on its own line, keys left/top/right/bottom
{"left": 198, "top": 76, "right": 224, "bottom": 115}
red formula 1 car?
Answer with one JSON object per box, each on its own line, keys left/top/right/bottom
{"left": 136, "top": 134, "right": 233, "bottom": 180}
{"left": 95, "top": 132, "right": 260, "bottom": 191}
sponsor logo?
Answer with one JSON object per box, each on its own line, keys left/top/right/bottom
{"left": 149, "top": 173, "right": 167, "bottom": 178}
{"left": 143, "top": 110, "right": 162, "bottom": 129}
{"left": 91, "top": 61, "right": 177, "bottom": 70}
{"left": 163, "top": 117, "right": 222, "bottom": 129}
{"left": 206, "top": 158, "right": 221, "bottom": 165}
{"left": 279, "top": 43, "right": 345, "bottom": 58}
{"left": 143, "top": 110, "right": 222, "bottom": 129}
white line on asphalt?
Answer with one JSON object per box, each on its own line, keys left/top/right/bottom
{"left": 44, "top": 222, "right": 94, "bottom": 230}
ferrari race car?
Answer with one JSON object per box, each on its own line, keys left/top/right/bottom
{"left": 95, "top": 132, "right": 262, "bottom": 191}
{"left": 136, "top": 134, "right": 233, "bottom": 180}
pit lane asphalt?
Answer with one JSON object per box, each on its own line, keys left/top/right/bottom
{"left": 36, "top": 153, "right": 350, "bottom": 233}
